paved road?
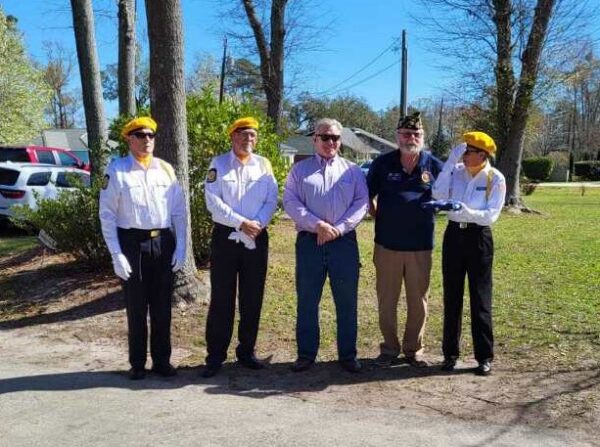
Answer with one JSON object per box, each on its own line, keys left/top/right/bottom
{"left": 0, "top": 328, "right": 596, "bottom": 447}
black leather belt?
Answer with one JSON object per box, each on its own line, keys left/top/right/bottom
{"left": 448, "top": 221, "right": 488, "bottom": 230}
{"left": 118, "top": 228, "right": 169, "bottom": 239}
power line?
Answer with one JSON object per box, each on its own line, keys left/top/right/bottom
{"left": 323, "top": 59, "right": 400, "bottom": 96}
{"left": 314, "top": 39, "right": 399, "bottom": 95}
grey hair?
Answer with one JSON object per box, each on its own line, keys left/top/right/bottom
{"left": 314, "top": 118, "right": 343, "bottom": 133}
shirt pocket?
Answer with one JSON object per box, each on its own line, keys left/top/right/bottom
{"left": 151, "top": 178, "right": 172, "bottom": 207}
{"left": 123, "top": 178, "right": 145, "bottom": 207}
{"left": 334, "top": 178, "right": 355, "bottom": 208}
{"left": 246, "top": 172, "right": 269, "bottom": 199}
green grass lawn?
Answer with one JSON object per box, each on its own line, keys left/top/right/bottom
{"left": 0, "top": 230, "right": 37, "bottom": 258}
{"left": 259, "top": 187, "right": 600, "bottom": 369}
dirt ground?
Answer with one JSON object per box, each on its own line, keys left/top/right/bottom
{"left": 1, "top": 246, "right": 599, "bottom": 443}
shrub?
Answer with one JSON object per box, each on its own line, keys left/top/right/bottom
{"left": 11, "top": 176, "right": 110, "bottom": 267}
{"left": 187, "top": 89, "right": 287, "bottom": 264}
{"left": 573, "top": 161, "right": 600, "bottom": 180}
{"left": 522, "top": 157, "right": 554, "bottom": 181}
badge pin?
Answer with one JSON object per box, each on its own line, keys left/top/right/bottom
{"left": 421, "top": 171, "right": 431, "bottom": 183}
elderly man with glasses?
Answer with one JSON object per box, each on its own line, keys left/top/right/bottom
{"left": 283, "top": 118, "right": 369, "bottom": 373}
{"left": 432, "top": 132, "right": 506, "bottom": 376}
{"left": 366, "top": 111, "right": 443, "bottom": 368}
{"left": 99, "top": 116, "right": 187, "bottom": 380}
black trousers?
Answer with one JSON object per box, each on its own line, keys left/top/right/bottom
{"left": 205, "top": 223, "right": 269, "bottom": 366}
{"left": 442, "top": 221, "right": 494, "bottom": 363}
{"left": 118, "top": 228, "right": 175, "bottom": 370}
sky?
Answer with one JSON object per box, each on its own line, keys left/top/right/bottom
{"left": 0, "top": 0, "right": 557, "bottom": 121}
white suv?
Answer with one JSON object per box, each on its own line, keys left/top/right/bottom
{"left": 0, "top": 162, "right": 90, "bottom": 220}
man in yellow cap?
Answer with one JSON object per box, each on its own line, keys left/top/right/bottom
{"left": 432, "top": 131, "right": 506, "bottom": 376}
{"left": 99, "top": 116, "right": 187, "bottom": 380}
{"left": 202, "top": 116, "right": 278, "bottom": 378}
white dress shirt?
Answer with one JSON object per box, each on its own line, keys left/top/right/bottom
{"left": 432, "top": 160, "right": 506, "bottom": 226}
{"left": 204, "top": 150, "right": 278, "bottom": 229}
{"left": 99, "top": 154, "right": 186, "bottom": 255}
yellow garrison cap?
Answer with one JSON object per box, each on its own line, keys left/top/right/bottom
{"left": 121, "top": 116, "right": 158, "bottom": 138}
{"left": 228, "top": 116, "right": 259, "bottom": 136}
{"left": 463, "top": 131, "right": 496, "bottom": 155}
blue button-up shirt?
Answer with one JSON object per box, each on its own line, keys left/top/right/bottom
{"left": 283, "top": 154, "right": 368, "bottom": 235}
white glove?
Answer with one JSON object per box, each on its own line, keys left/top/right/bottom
{"left": 171, "top": 245, "right": 186, "bottom": 272}
{"left": 447, "top": 143, "right": 467, "bottom": 165}
{"left": 228, "top": 231, "right": 257, "bottom": 250}
{"left": 112, "top": 253, "right": 132, "bottom": 281}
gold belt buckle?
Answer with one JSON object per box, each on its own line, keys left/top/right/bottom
{"left": 150, "top": 230, "right": 160, "bottom": 238}
{"left": 459, "top": 222, "right": 468, "bottom": 229}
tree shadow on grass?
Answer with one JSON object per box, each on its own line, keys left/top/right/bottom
{"left": 0, "top": 255, "right": 118, "bottom": 320}
{"left": 0, "top": 290, "right": 124, "bottom": 329}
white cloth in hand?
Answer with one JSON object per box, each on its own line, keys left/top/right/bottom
{"left": 447, "top": 143, "right": 467, "bottom": 165}
{"left": 228, "top": 231, "right": 256, "bottom": 250}
{"left": 171, "top": 245, "right": 186, "bottom": 272}
{"left": 112, "top": 253, "right": 132, "bottom": 281}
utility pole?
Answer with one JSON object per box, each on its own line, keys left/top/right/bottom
{"left": 219, "top": 36, "right": 228, "bottom": 104}
{"left": 400, "top": 29, "right": 408, "bottom": 117}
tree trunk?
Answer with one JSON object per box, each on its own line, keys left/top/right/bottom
{"left": 118, "top": 0, "right": 136, "bottom": 116}
{"left": 242, "top": 0, "right": 287, "bottom": 133}
{"left": 144, "top": 0, "right": 207, "bottom": 304}
{"left": 495, "top": 0, "right": 556, "bottom": 207}
{"left": 69, "top": 0, "right": 108, "bottom": 180}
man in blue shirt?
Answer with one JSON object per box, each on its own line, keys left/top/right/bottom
{"left": 366, "top": 111, "right": 443, "bottom": 368}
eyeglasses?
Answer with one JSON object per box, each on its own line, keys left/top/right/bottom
{"left": 397, "top": 131, "right": 423, "bottom": 139}
{"left": 316, "top": 134, "right": 341, "bottom": 142}
{"left": 132, "top": 132, "right": 156, "bottom": 140}
{"left": 464, "top": 149, "right": 483, "bottom": 155}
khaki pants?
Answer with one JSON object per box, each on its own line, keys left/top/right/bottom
{"left": 373, "top": 244, "right": 432, "bottom": 358}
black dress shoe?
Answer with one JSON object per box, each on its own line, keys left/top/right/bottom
{"left": 291, "top": 358, "right": 314, "bottom": 372}
{"left": 201, "top": 363, "right": 221, "bottom": 378}
{"left": 475, "top": 361, "right": 492, "bottom": 376}
{"left": 339, "top": 358, "right": 362, "bottom": 373}
{"left": 441, "top": 357, "right": 457, "bottom": 372}
{"left": 151, "top": 364, "right": 177, "bottom": 377}
{"left": 129, "top": 368, "right": 146, "bottom": 380}
{"left": 237, "top": 355, "right": 265, "bottom": 370}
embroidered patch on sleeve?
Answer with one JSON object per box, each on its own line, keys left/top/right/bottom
{"left": 102, "top": 174, "right": 110, "bottom": 190}
{"left": 206, "top": 168, "right": 217, "bottom": 183}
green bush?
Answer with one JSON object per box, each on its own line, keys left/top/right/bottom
{"left": 522, "top": 157, "right": 555, "bottom": 181}
{"left": 573, "top": 161, "right": 600, "bottom": 180}
{"left": 187, "top": 88, "right": 287, "bottom": 264}
{"left": 11, "top": 176, "right": 109, "bottom": 266}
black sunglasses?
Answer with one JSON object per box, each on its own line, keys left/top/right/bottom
{"left": 316, "top": 134, "right": 341, "bottom": 142}
{"left": 132, "top": 132, "right": 156, "bottom": 140}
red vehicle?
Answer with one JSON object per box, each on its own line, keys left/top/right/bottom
{"left": 0, "top": 145, "right": 90, "bottom": 171}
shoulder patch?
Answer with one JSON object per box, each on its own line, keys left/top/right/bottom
{"left": 102, "top": 174, "right": 110, "bottom": 190}
{"left": 206, "top": 168, "right": 217, "bottom": 183}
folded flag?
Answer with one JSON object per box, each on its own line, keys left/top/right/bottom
{"left": 421, "top": 200, "right": 462, "bottom": 212}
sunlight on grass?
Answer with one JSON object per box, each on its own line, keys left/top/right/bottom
{"left": 259, "top": 187, "right": 600, "bottom": 370}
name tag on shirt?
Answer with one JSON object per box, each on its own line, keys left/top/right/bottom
{"left": 475, "top": 186, "right": 487, "bottom": 191}
{"left": 387, "top": 172, "right": 404, "bottom": 181}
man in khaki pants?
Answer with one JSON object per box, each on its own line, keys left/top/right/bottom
{"left": 365, "top": 112, "right": 443, "bottom": 367}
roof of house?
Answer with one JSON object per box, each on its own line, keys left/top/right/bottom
{"left": 351, "top": 128, "right": 396, "bottom": 151}
{"left": 30, "top": 129, "right": 118, "bottom": 150}
{"left": 282, "top": 128, "right": 379, "bottom": 156}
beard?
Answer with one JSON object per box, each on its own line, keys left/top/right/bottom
{"left": 399, "top": 142, "right": 422, "bottom": 154}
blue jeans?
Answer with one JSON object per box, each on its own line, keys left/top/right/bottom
{"left": 295, "top": 231, "right": 360, "bottom": 362}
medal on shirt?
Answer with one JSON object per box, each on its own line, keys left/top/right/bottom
{"left": 206, "top": 168, "right": 217, "bottom": 183}
{"left": 421, "top": 170, "right": 432, "bottom": 184}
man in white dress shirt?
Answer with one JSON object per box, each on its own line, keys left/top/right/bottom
{"left": 432, "top": 131, "right": 506, "bottom": 376}
{"left": 99, "top": 116, "right": 187, "bottom": 380}
{"left": 202, "top": 116, "right": 278, "bottom": 378}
